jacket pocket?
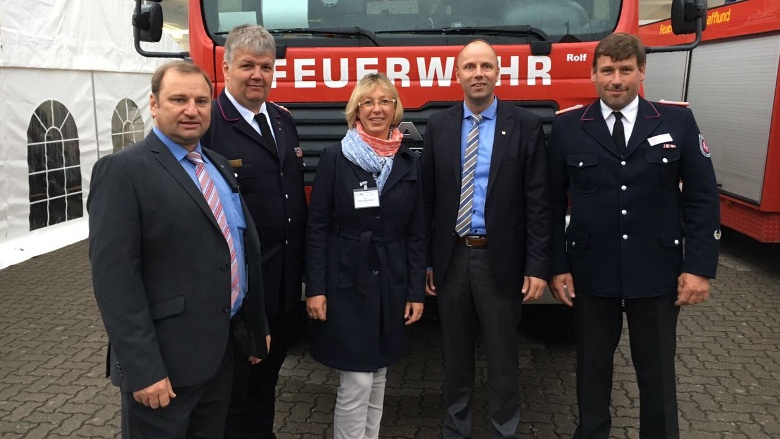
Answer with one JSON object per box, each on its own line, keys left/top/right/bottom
{"left": 566, "top": 153, "right": 601, "bottom": 193}
{"left": 644, "top": 149, "right": 680, "bottom": 192}
{"left": 235, "top": 164, "right": 254, "bottom": 194}
{"left": 566, "top": 229, "right": 588, "bottom": 251}
{"left": 150, "top": 296, "right": 185, "bottom": 321}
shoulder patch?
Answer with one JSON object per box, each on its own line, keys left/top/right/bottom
{"left": 699, "top": 134, "right": 711, "bottom": 157}
{"left": 657, "top": 99, "right": 690, "bottom": 107}
{"left": 555, "top": 104, "right": 584, "bottom": 115}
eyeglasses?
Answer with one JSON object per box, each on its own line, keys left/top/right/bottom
{"left": 358, "top": 98, "right": 396, "bottom": 108}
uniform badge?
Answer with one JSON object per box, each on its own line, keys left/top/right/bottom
{"left": 699, "top": 134, "right": 711, "bottom": 157}
{"left": 294, "top": 147, "right": 304, "bottom": 158}
{"left": 662, "top": 143, "right": 677, "bottom": 149}
{"left": 714, "top": 229, "right": 721, "bottom": 240}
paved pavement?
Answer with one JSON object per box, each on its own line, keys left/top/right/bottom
{"left": 0, "top": 229, "right": 778, "bottom": 438}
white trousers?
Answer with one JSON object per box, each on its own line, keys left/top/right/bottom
{"left": 333, "top": 368, "right": 388, "bottom": 439}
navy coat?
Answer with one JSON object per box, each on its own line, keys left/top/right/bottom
{"left": 202, "top": 91, "right": 307, "bottom": 318}
{"left": 548, "top": 98, "right": 720, "bottom": 298}
{"left": 305, "top": 142, "right": 426, "bottom": 372}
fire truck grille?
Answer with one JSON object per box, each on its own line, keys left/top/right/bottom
{"left": 280, "top": 101, "right": 558, "bottom": 185}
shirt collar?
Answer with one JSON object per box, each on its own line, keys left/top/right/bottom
{"left": 153, "top": 126, "right": 206, "bottom": 163}
{"left": 225, "top": 88, "right": 268, "bottom": 124}
{"left": 463, "top": 97, "right": 498, "bottom": 121}
{"left": 600, "top": 96, "right": 639, "bottom": 124}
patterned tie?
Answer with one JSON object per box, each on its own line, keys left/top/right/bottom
{"left": 186, "top": 152, "right": 239, "bottom": 308}
{"left": 455, "top": 114, "right": 482, "bottom": 237}
{"left": 612, "top": 111, "right": 626, "bottom": 154}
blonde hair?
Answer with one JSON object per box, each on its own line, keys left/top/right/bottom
{"left": 345, "top": 73, "right": 404, "bottom": 129}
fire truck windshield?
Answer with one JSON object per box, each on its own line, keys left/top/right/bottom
{"left": 201, "top": 0, "right": 620, "bottom": 45}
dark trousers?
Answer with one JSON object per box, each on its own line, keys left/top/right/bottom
{"left": 573, "top": 292, "right": 680, "bottom": 439}
{"left": 224, "top": 308, "right": 298, "bottom": 439}
{"left": 438, "top": 245, "right": 522, "bottom": 439}
{"left": 120, "top": 338, "right": 234, "bottom": 439}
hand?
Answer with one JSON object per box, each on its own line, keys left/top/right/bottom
{"left": 676, "top": 273, "right": 711, "bottom": 306}
{"left": 306, "top": 295, "right": 327, "bottom": 320}
{"left": 132, "top": 377, "right": 176, "bottom": 409}
{"left": 425, "top": 269, "right": 437, "bottom": 296}
{"left": 522, "top": 276, "right": 547, "bottom": 302}
{"left": 404, "top": 301, "right": 424, "bottom": 325}
{"left": 248, "top": 335, "right": 272, "bottom": 365}
{"left": 550, "top": 273, "right": 575, "bottom": 307}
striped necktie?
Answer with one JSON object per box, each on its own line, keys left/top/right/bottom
{"left": 455, "top": 114, "right": 482, "bottom": 237}
{"left": 186, "top": 151, "right": 239, "bottom": 308}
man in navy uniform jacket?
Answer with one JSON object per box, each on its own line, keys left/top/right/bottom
{"left": 547, "top": 33, "right": 720, "bottom": 439}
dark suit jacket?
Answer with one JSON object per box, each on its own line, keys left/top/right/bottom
{"left": 202, "top": 91, "right": 307, "bottom": 318}
{"left": 88, "top": 132, "right": 269, "bottom": 393}
{"left": 547, "top": 98, "right": 720, "bottom": 298}
{"left": 422, "top": 99, "right": 551, "bottom": 294}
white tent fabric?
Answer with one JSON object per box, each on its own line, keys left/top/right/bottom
{"left": 0, "top": 0, "right": 183, "bottom": 269}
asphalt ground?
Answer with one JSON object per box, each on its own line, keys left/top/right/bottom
{"left": 0, "top": 228, "right": 778, "bottom": 438}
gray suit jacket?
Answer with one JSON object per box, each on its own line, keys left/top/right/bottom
{"left": 88, "top": 131, "right": 269, "bottom": 393}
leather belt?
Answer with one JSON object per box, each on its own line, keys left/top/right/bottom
{"left": 456, "top": 235, "right": 488, "bottom": 248}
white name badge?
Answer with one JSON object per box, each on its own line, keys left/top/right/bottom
{"left": 354, "top": 188, "right": 380, "bottom": 209}
{"left": 648, "top": 133, "right": 673, "bottom": 146}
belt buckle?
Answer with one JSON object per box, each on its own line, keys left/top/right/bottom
{"left": 465, "top": 235, "right": 479, "bottom": 247}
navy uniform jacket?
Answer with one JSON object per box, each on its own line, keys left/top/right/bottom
{"left": 548, "top": 98, "right": 720, "bottom": 299}
{"left": 202, "top": 91, "right": 307, "bottom": 318}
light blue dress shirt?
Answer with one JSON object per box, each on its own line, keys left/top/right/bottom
{"left": 460, "top": 99, "right": 498, "bottom": 236}
{"left": 154, "top": 127, "right": 248, "bottom": 317}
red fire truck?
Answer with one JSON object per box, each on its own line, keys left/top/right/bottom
{"left": 640, "top": 0, "right": 780, "bottom": 242}
{"left": 132, "top": 0, "right": 705, "bottom": 185}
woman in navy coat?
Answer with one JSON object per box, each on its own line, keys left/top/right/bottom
{"left": 305, "top": 73, "right": 426, "bottom": 439}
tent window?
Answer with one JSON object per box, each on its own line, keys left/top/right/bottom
{"left": 26, "top": 100, "right": 83, "bottom": 231}
{"left": 112, "top": 99, "right": 145, "bottom": 152}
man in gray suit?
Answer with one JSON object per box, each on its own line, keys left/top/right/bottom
{"left": 89, "top": 61, "right": 270, "bottom": 438}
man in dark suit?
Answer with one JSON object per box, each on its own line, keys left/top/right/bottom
{"left": 547, "top": 33, "right": 720, "bottom": 439}
{"left": 200, "top": 25, "right": 307, "bottom": 439}
{"left": 88, "top": 61, "right": 270, "bottom": 438}
{"left": 422, "top": 40, "right": 551, "bottom": 439}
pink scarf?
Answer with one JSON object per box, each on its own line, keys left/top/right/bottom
{"left": 355, "top": 121, "right": 403, "bottom": 157}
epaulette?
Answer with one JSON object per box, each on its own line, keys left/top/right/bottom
{"left": 556, "top": 104, "right": 584, "bottom": 115}
{"left": 657, "top": 99, "right": 690, "bottom": 107}
{"left": 270, "top": 101, "right": 292, "bottom": 114}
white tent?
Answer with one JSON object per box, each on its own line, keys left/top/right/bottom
{"left": 0, "top": 0, "right": 182, "bottom": 268}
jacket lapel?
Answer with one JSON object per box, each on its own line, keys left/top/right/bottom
{"left": 581, "top": 100, "right": 622, "bottom": 157}
{"left": 148, "top": 133, "right": 221, "bottom": 232}
{"left": 381, "top": 147, "right": 413, "bottom": 195}
{"left": 268, "top": 105, "right": 286, "bottom": 163}
{"left": 625, "top": 98, "right": 662, "bottom": 157}
{"left": 487, "top": 100, "right": 512, "bottom": 197}
{"left": 447, "top": 105, "right": 465, "bottom": 185}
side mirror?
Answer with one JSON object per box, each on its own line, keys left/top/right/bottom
{"left": 646, "top": 0, "right": 707, "bottom": 54}
{"left": 132, "top": 0, "right": 189, "bottom": 59}
{"left": 133, "top": 1, "right": 164, "bottom": 43}
{"left": 671, "top": 0, "right": 708, "bottom": 35}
